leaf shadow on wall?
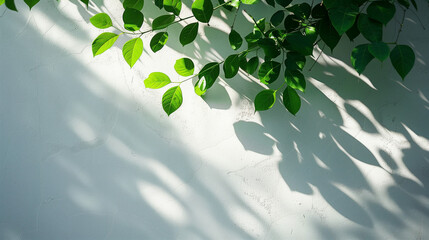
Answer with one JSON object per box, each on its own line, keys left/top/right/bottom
{"left": 232, "top": 11, "right": 429, "bottom": 239}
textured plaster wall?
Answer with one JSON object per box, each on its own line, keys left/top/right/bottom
{"left": 1, "top": 0, "right": 429, "bottom": 239}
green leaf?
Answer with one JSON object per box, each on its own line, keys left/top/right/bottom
{"left": 283, "top": 31, "right": 314, "bottom": 56}
{"left": 323, "top": 0, "right": 352, "bottom": 9}
{"left": 287, "top": 3, "right": 311, "bottom": 19}
{"left": 254, "top": 18, "right": 266, "bottom": 33}
{"left": 368, "top": 42, "right": 390, "bottom": 62}
{"left": 198, "top": 62, "right": 220, "bottom": 88}
{"left": 123, "top": 0, "right": 144, "bottom": 10}
{"left": 285, "top": 51, "right": 306, "bottom": 71}
{"left": 358, "top": 14, "right": 383, "bottom": 42}
{"left": 258, "top": 38, "right": 281, "bottom": 59}
{"left": 229, "top": 29, "right": 243, "bottom": 50}
{"left": 180, "top": 22, "right": 199, "bottom": 46}
{"left": 144, "top": 72, "right": 171, "bottom": 89}
{"left": 390, "top": 45, "right": 415, "bottom": 80}
{"left": 328, "top": 4, "right": 359, "bottom": 35}
{"left": 150, "top": 32, "right": 169, "bottom": 52}
{"left": 311, "top": 3, "right": 328, "bottom": 18}
{"left": 162, "top": 86, "right": 183, "bottom": 116}
{"left": 194, "top": 78, "right": 208, "bottom": 96}
{"left": 285, "top": 69, "right": 306, "bottom": 92}
{"left": 0, "top": 0, "right": 4, "bottom": 5}
{"left": 155, "top": 0, "right": 163, "bottom": 9}
{"left": 5, "top": 0, "right": 17, "bottom": 11}
{"left": 152, "top": 14, "right": 175, "bottom": 30}
{"left": 258, "top": 61, "right": 281, "bottom": 84}
{"left": 275, "top": 0, "right": 292, "bottom": 7}
{"left": 122, "top": 8, "right": 144, "bottom": 31}
{"left": 284, "top": 15, "right": 301, "bottom": 33}
{"left": 410, "top": 0, "right": 417, "bottom": 10}
{"left": 174, "top": 58, "right": 195, "bottom": 76}
{"left": 191, "top": 0, "right": 213, "bottom": 23}
{"left": 92, "top": 32, "right": 119, "bottom": 57}
{"left": 283, "top": 86, "right": 301, "bottom": 115}
{"left": 90, "top": 13, "right": 113, "bottom": 29}
{"left": 228, "top": 0, "right": 240, "bottom": 8}
{"left": 241, "top": 0, "right": 259, "bottom": 4}
{"left": 245, "top": 31, "right": 262, "bottom": 43}
{"left": 164, "top": 0, "right": 182, "bottom": 15}
{"left": 367, "top": 1, "right": 395, "bottom": 25}
{"left": 319, "top": 17, "right": 341, "bottom": 51}
{"left": 254, "top": 90, "right": 276, "bottom": 111}
{"left": 270, "top": 10, "right": 285, "bottom": 27}
{"left": 24, "top": 0, "right": 40, "bottom": 9}
{"left": 122, "top": 38, "right": 143, "bottom": 68}
{"left": 223, "top": 54, "right": 240, "bottom": 78}
{"left": 351, "top": 44, "right": 374, "bottom": 74}
{"left": 246, "top": 57, "right": 259, "bottom": 74}
{"left": 346, "top": 17, "right": 360, "bottom": 41}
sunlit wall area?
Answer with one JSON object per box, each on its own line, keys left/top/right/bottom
{"left": 1, "top": 1, "right": 428, "bottom": 239}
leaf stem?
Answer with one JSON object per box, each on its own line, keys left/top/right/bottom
{"left": 395, "top": 8, "right": 407, "bottom": 44}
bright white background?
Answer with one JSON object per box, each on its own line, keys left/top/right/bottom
{"left": 1, "top": 0, "right": 429, "bottom": 239}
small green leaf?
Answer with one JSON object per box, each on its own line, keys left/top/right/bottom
{"left": 323, "top": 0, "right": 352, "bottom": 9}
{"left": 174, "top": 58, "right": 195, "bottom": 76}
{"left": 24, "top": 0, "right": 40, "bottom": 9}
{"left": 152, "top": 14, "right": 175, "bottom": 30}
{"left": 180, "top": 22, "right": 199, "bottom": 46}
{"left": 367, "top": 1, "right": 395, "bottom": 25}
{"left": 5, "top": 0, "right": 17, "bottom": 11}
{"left": 368, "top": 42, "right": 390, "bottom": 62}
{"left": 254, "top": 18, "right": 266, "bottom": 33}
{"left": 144, "top": 72, "right": 171, "bottom": 89}
{"left": 390, "top": 45, "right": 415, "bottom": 80}
{"left": 270, "top": 10, "right": 285, "bottom": 27}
{"left": 283, "top": 15, "right": 301, "bottom": 33}
{"left": 311, "top": 3, "right": 328, "bottom": 18}
{"left": 123, "top": 0, "right": 144, "bottom": 10}
{"left": 285, "top": 69, "right": 306, "bottom": 92}
{"left": 150, "top": 32, "right": 169, "bottom": 52}
{"left": 164, "top": 0, "right": 182, "bottom": 15}
{"left": 258, "top": 61, "right": 281, "bottom": 84}
{"left": 245, "top": 31, "right": 263, "bottom": 43}
{"left": 246, "top": 57, "right": 259, "bottom": 74}
{"left": 224, "top": 54, "right": 240, "bottom": 78}
{"left": 198, "top": 62, "right": 220, "bottom": 88}
{"left": 287, "top": 3, "right": 311, "bottom": 19}
{"left": 162, "top": 86, "right": 183, "bottom": 116}
{"left": 266, "top": 0, "right": 275, "bottom": 7}
{"left": 0, "top": 0, "right": 4, "bottom": 5}
{"left": 283, "top": 31, "right": 314, "bottom": 56}
{"left": 275, "top": 0, "right": 292, "bottom": 8}
{"left": 92, "top": 32, "right": 119, "bottom": 57}
{"left": 90, "top": 13, "right": 113, "bottom": 29}
{"left": 191, "top": 0, "right": 213, "bottom": 23}
{"left": 155, "top": 0, "right": 163, "bottom": 8}
{"left": 283, "top": 86, "right": 301, "bottom": 115}
{"left": 123, "top": 8, "right": 144, "bottom": 31}
{"left": 122, "top": 38, "right": 143, "bottom": 68}
{"left": 229, "top": 29, "right": 243, "bottom": 50}
{"left": 319, "top": 17, "right": 341, "bottom": 51}
{"left": 328, "top": 4, "right": 359, "bottom": 35}
{"left": 254, "top": 90, "right": 276, "bottom": 111}
{"left": 358, "top": 14, "right": 383, "bottom": 42}
{"left": 258, "top": 38, "right": 281, "bottom": 59}
{"left": 241, "top": 0, "right": 259, "bottom": 4}
{"left": 285, "top": 52, "right": 306, "bottom": 71}
{"left": 346, "top": 17, "right": 360, "bottom": 41}
{"left": 351, "top": 44, "right": 374, "bottom": 74}
{"left": 194, "top": 78, "right": 208, "bottom": 96}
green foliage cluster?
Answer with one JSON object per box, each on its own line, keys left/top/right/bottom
{"left": 1, "top": 0, "right": 420, "bottom": 116}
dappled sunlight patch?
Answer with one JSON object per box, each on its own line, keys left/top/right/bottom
{"left": 137, "top": 181, "right": 188, "bottom": 225}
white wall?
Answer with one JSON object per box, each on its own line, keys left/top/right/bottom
{"left": 1, "top": 0, "right": 429, "bottom": 239}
